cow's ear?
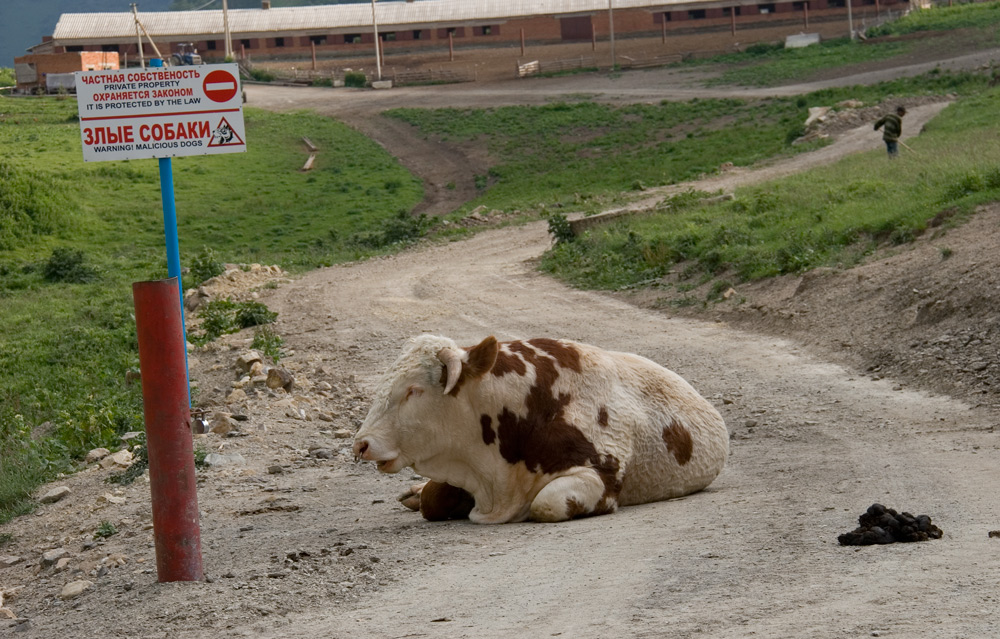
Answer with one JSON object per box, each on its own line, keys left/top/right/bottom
{"left": 465, "top": 336, "right": 499, "bottom": 379}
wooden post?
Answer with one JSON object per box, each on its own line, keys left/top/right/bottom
{"left": 662, "top": 16, "right": 667, "bottom": 43}
{"left": 592, "top": 28, "right": 596, "bottom": 51}
{"left": 875, "top": 0, "right": 880, "bottom": 16}
{"left": 520, "top": 28, "right": 525, "bottom": 56}
{"left": 731, "top": 9, "right": 737, "bottom": 36}
{"left": 804, "top": 2, "right": 809, "bottom": 28}
{"left": 311, "top": 40, "right": 316, "bottom": 70}
{"left": 449, "top": 32, "right": 454, "bottom": 61}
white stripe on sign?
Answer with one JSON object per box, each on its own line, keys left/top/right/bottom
{"left": 206, "top": 82, "right": 236, "bottom": 91}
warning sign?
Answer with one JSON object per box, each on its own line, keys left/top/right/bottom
{"left": 75, "top": 63, "right": 246, "bottom": 162}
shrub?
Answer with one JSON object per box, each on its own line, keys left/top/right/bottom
{"left": 42, "top": 248, "right": 97, "bottom": 283}
{"left": 187, "top": 246, "right": 225, "bottom": 287}
{"left": 345, "top": 71, "right": 367, "bottom": 88}
{"left": 191, "top": 299, "right": 278, "bottom": 345}
{"left": 252, "top": 325, "right": 284, "bottom": 362}
{"left": 547, "top": 213, "right": 575, "bottom": 243}
{"left": 248, "top": 67, "right": 276, "bottom": 82}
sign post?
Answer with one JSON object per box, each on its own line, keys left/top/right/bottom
{"left": 75, "top": 60, "right": 245, "bottom": 582}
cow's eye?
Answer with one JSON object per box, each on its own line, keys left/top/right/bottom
{"left": 404, "top": 385, "right": 423, "bottom": 401}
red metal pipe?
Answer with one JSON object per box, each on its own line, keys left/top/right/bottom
{"left": 133, "top": 278, "right": 203, "bottom": 582}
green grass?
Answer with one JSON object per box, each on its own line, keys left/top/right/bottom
{"left": 540, "top": 85, "right": 1000, "bottom": 291}
{"left": 868, "top": 0, "right": 1000, "bottom": 36}
{"left": 0, "top": 68, "right": 14, "bottom": 88}
{"left": 388, "top": 97, "right": 825, "bottom": 215}
{"left": 0, "top": 95, "right": 422, "bottom": 522}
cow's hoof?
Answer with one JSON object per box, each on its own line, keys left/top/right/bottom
{"left": 397, "top": 482, "right": 427, "bottom": 511}
{"left": 419, "top": 481, "right": 475, "bottom": 521}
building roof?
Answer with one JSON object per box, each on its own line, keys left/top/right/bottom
{"left": 51, "top": 0, "right": 687, "bottom": 43}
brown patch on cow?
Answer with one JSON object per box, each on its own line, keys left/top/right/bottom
{"left": 419, "top": 481, "right": 475, "bottom": 521}
{"left": 440, "top": 336, "right": 500, "bottom": 397}
{"left": 566, "top": 497, "right": 588, "bottom": 519}
{"left": 491, "top": 346, "right": 528, "bottom": 377}
{"left": 527, "top": 338, "right": 582, "bottom": 373}
{"left": 480, "top": 414, "right": 496, "bottom": 446}
{"left": 597, "top": 406, "right": 609, "bottom": 428}
{"left": 662, "top": 421, "right": 694, "bottom": 466}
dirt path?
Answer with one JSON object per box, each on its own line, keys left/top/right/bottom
{"left": 248, "top": 221, "right": 1000, "bottom": 639}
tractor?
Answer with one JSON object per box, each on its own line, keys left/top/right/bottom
{"left": 170, "top": 43, "right": 203, "bottom": 66}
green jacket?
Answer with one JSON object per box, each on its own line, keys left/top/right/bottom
{"left": 874, "top": 113, "right": 903, "bottom": 142}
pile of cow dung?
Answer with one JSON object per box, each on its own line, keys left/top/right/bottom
{"left": 838, "top": 503, "right": 944, "bottom": 546}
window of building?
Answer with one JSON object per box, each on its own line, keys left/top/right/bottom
{"left": 723, "top": 6, "right": 743, "bottom": 16}
{"left": 241, "top": 39, "right": 252, "bottom": 49}
{"left": 759, "top": 3, "right": 776, "bottom": 13}
{"left": 309, "top": 35, "right": 327, "bottom": 45}
{"left": 792, "top": 1, "right": 807, "bottom": 8}
{"left": 66, "top": 45, "right": 84, "bottom": 52}
{"left": 827, "top": 0, "right": 845, "bottom": 7}
{"left": 275, "top": 37, "right": 285, "bottom": 47}
{"left": 380, "top": 32, "right": 396, "bottom": 41}
{"left": 344, "top": 34, "right": 361, "bottom": 44}
{"left": 101, "top": 44, "right": 118, "bottom": 52}
{"left": 413, "top": 30, "right": 424, "bottom": 40}
{"left": 206, "top": 40, "right": 217, "bottom": 50}
{"left": 687, "top": 9, "right": 707, "bottom": 19}
{"left": 663, "top": 11, "right": 672, "bottom": 21}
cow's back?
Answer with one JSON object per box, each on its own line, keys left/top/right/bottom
{"left": 565, "top": 345, "right": 729, "bottom": 507}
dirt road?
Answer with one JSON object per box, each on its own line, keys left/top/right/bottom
{"left": 251, "top": 220, "right": 999, "bottom": 639}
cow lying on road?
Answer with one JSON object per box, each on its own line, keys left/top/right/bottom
{"left": 353, "top": 335, "right": 729, "bottom": 524}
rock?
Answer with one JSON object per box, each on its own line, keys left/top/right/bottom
{"left": 54, "top": 557, "right": 71, "bottom": 572}
{"left": 0, "top": 556, "right": 21, "bottom": 567}
{"left": 333, "top": 429, "right": 353, "bottom": 439}
{"left": 85, "top": 448, "right": 111, "bottom": 464}
{"left": 226, "top": 389, "right": 249, "bottom": 405}
{"left": 836, "top": 99, "right": 864, "bottom": 108}
{"left": 99, "top": 450, "right": 133, "bottom": 470}
{"left": 97, "top": 493, "right": 126, "bottom": 505}
{"left": 203, "top": 453, "right": 246, "bottom": 468}
{"left": 317, "top": 412, "right": 336, "bottom": 422}
{"left": 41, "top": 548, "right": 68, "bottom": 567}
{"left": 249, "top": 361, "right": 265, "bottom": 377}
{"left": 39, "top": 486, "right": 71, "bottom": 504}
{"left": 267, "top": 465, "right": 284, "bottom": 474}
{"left": 309, "top": 448, "right": 334, "bottom": 459}
{"left": 59, "top": 580, "right": 93, "bottom": 600}
{"left": 236, "top": 350, "right": 263, "bottom": 373}
{"left": 266, "top": 367, "right": 295, "bottom": 391}
{"left": 210, "top": 413, "right": 239, "bottom": 435}
{"left": 184, "top": 288, "right": 209, "bottom": 312}
{"left": 804, "top": 106, "right": 831, "bottom": 128}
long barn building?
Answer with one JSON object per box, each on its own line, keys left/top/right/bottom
{"left": 30, "top": 0, "right": 907, "bottom": 62}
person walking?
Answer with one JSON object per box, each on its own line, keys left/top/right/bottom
{"left": 874, "top": 106, "right": 906, "bottom": 158}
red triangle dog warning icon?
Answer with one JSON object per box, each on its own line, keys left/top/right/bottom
{"left": 208, "top": 117, "right": 244, "bottom": 147}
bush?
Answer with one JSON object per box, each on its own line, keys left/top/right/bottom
{"left": 42, "top": 248, "right": 97, "bottom": 283}
{"left": 252, "top": 325, "right": 284, "bottom": 363}
{"left": 351, "top": 210, "right": 428, "bottom": 249}
{"left": 547, "top": 213, "right": 575, "bottom": 243}
{"left": 187, "top": 246, "right": 225, "bottom": 287}
{"left": 345, "top": 71, "right": 367, "bottom": 88}
{"left": 248, "top": 67, "right": 276, "bottom": 82}
{"left": 191, "top": 299, "right": 278, "bottom": 345}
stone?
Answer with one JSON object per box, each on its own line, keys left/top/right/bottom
{"left": 54, "top": 557, "right": 71, "bottom": 572}
{"left": 0, "top": 608, "right": 14, "bottom": 620}
{"left": 804, "top": 106, "right": 831, "bottom": 128}
{"left": 97, "top": 493, "right": 126, "bottom": 505}
{"left": 309, "top": 448, "right": 334, "bottom": 459}
{"left": 203, "top": 453, "right": 246, "bottom": 468}
{"left": 41, "top": 548, "right": 68, "bottom": 567}
{"left": 99, "top": 450, "right": 133, "bottom": 470}
{"left": 317, "top": 412, "right": 336, "bottom": 422}
{"left": 39, "top": 486, "right": 71, "bottom": 504}
{"left": 226, "top": 389, "right": 249, "bottom": 405}
{"left": 236, "top": 350, "right": 263, "bottom": 373}
{"left": 266, "top": 368, "right": 295, "bottom": 391}
{"left": 249, "top": 361, "right": 265, "bottom": 377}
{"left": 267, "top": 465, "right": 284, "bottom": 474}
{"left": 85, "top": 448, "right": 111, "bottom": 464}
{"left": 59, "top": 580, "right": 93, "bottom": 600}
{"left": 210, "top": 413, "right": 239, "bottom": 436}
{"left": 333, "top": 429, "right": 353, "bottom": 439}
{"left": 0, "top": 556, "right": 21, "bottom": 567}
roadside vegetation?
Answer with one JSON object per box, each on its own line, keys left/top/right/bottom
{"left": 540, "top": 80, "right": 1000, "bottom": 293}
{"left": 0, "top": 97, "right": 421, "bottom": 522}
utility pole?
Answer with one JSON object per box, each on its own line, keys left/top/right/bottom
{"left": 223, "top": 0, "right": 233, "bottom": 59}
{"left": 131, "top": 3, "right": 145, "bottom": 68}
{"left": 371, "top": 0, "right": 382, "bottom": 80}
{"left": 607, "top": 0, "right": 616, "bottom": 71}
{"left": 847, "top": 0, "right": 855, "bottom": 39}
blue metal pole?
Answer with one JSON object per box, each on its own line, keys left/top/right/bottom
{"left": 151, "top": 57, "right": 191, "bottom": 408}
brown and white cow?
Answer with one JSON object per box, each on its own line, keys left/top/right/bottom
{"left": 353, "top": 335, "right": 728, "bottom": 524}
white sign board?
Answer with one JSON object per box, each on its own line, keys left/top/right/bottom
{"left": 75, "top": 63, "right": 246, "bottom": 162}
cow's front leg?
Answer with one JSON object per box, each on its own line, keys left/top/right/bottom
{"left": 529, "top": 468, "right": 609, "bottom": 522}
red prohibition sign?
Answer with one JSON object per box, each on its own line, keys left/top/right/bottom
{"left": 203, "top": 70, "right": 238, "bottom": 103}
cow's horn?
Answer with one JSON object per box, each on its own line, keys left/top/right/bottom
{"left": 437, "top": 347, "right": 464, "bottom": 395}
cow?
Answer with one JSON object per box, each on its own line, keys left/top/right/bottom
{"left": 353, "top": 335, "right": 729, "bottom": 524}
